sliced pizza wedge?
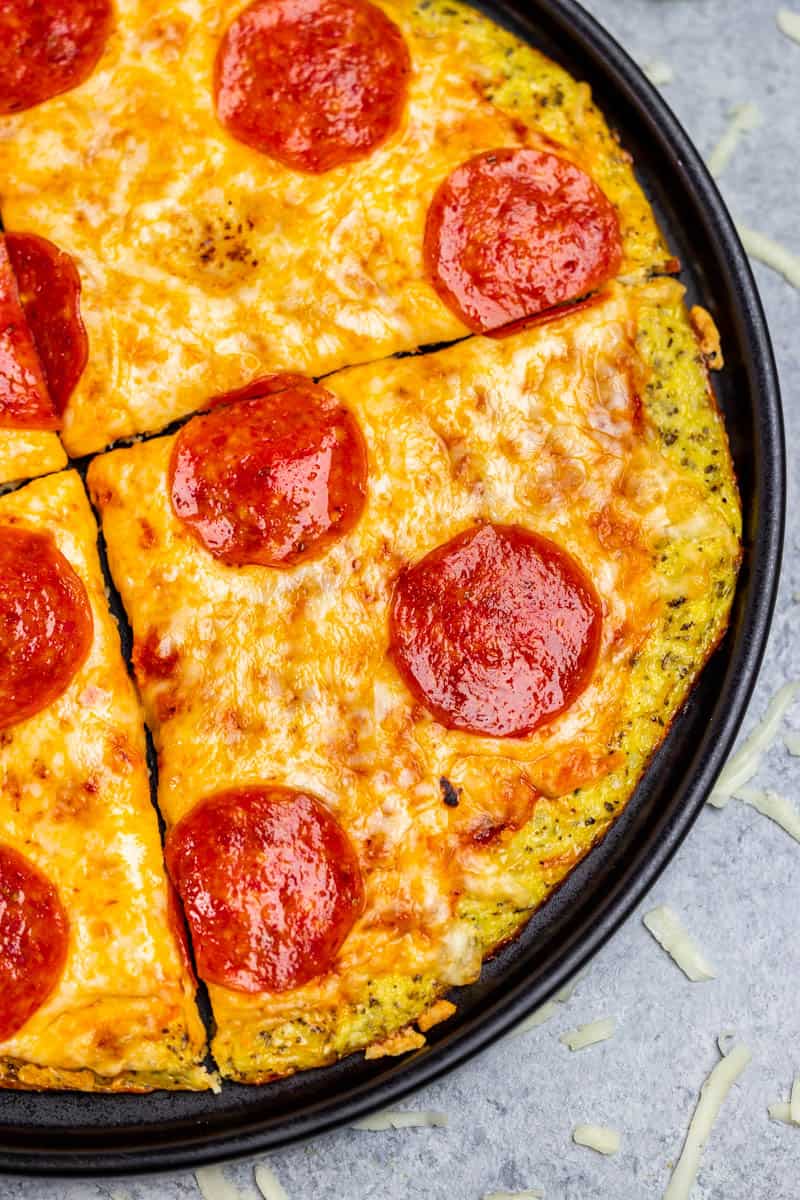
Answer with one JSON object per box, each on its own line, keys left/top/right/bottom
{"left": 88, "top": 278, "right": 738, "bottom": 1083}
{"left": 0, "top": 233, "right": 66, "bottom": 484}
{"left": 1, "top": 0, "right": 670, "bottom": 456}
{"left": 0, "top": 470, "right": 210, "bottom": 1091}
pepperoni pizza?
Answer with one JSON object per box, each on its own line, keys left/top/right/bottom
{"left": 88, "top": 279, "right": 739, "bottom": 1082}
{"left": 0, "top": 0, "right": 671, "bottom": 458}
{"left": 0, "top": 0, "right": 741, "bottom": 1093}
{"left": 0, "top": 471, "right": 209, "bottom": 1090}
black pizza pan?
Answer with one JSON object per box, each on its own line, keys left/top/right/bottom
{"left": 0, "top": 0, "right": 784, "bottom": 1176}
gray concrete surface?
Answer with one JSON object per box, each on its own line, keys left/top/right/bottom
{"left": 4, "top": 0, "right": 799, "bottom": 1196}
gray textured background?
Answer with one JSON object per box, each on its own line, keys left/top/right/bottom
{"left": 6, "top": 0, "right": 800, "bottom": 1195}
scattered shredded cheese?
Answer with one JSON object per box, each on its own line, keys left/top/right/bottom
{"left": 509, "top": 973, "right": 585, "bottom": 1038}
{"left": 777, "top": 8, "right": 800, "bottom": 43}
{"left": 643, "top": 906, "right": 716, "bottom": 981}
{"left": 554, "top": 971, "right": 586, "bottom": 1003}
{"left": 351, "top": 1109, "right": 448, "bottom": 1131}
{"left": 737, "top": 225, "right": 800, "bottom": 292}
{"left": 483, "top": 1191, "right": 544, "bottom": 1199}
{"left": 196, "top": 1166, "right": 248, "bottom": 1200}
{"left": 572, "top": 1124, "right": 620, "bottom": 1155}
{"left": 707, "top": 103, "right": 762, "bottom": 177}
{"left": 785, "top": 732, "right": 800, "bottom": 756}
{"left": 709, "top": 682, "right": 800, "bottom": 806}
{"left": 791, "top": 1077, "right": 800, "bottom": 1124}
{"left": 768, "top": 1101, "right": 795, "bottom": 1124}
{"left": 559, "top": 1017, "right": 615, "bottom": 1051}
{"left": 509, "top": 1001, "right": 559, "bottom": 1038}
{"left": 717, "top": 1031, "right": 737, "bottom": 1057}
{"left": 255, "top": 1163, "right": 289, "bottom": 1200}
{"left": 642, "top": 59, "right": 674, "bottom": 86}
{"left": 663, "top": 1043, "right": 751, "bottom": 1200}
{"left": 737, "top": 785, "right": 800, "bottom": 843}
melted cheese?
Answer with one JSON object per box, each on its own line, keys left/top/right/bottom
{"left": 0, "top": 0, "right": 670, "bottom": 456}
{"left": 0, "top": 429, "right": 66, "bottom": 488}
{"left": 88, "top": 278, "right": 739, "bottom": 1083}
{"left": 0, "top": 472, "right": 208, "bottom": 1090}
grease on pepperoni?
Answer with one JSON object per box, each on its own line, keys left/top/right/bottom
{"left": 214, "top": 0, "right": 411, "bottom": 173}
{"left": 0, "top": 525, "right": 93, "bottom": 730}
{"left": 166, "top": 786, "right": 364, "bottom": 993}
{"left": 0, "top": 236, "right": 57, "bottom": 430}
{"left": 7, "top": 232, "right": 88, "bottom": 415}
{"left": 389, "top": 523, "right": 602, "bottom": 738}
{"left": 424, "top": 148, "right": 623, "bottom": 333}
{"left": 170, "top": 380, "right": 368, "bottom": 567}
{"left": 0, "top": 844, "right": 69, "bottom": 1041}
{"left": 0, "top": 0, "right": 112, "bottom": 115}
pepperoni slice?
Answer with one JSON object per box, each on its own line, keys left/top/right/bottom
{"left": 0, "top": 844, "right": 69, "bottom": 1041}
{"left": 214, "top": 0, "right": 411, "bottom": 173}
{"left": 6, "top": 232, "right": 88, "bottom": 416}
{"left": 389, "top": 523, "right": 602, "bottom": 738}
{"left": 0, "top": 525, "right": 93, "bottom": 730}
{"left": 424, "top": 148, "right": 623, "bottom": 333}
{"left": 0, "top": 236, "right": 57, "bottom": 430}
{"left": 166, "top": 786, "right": 364, "bottom": 993}
{"left": 0, "top": 0, "right": 113, "bottom": 115}
{"left": 170, "top": 380, "right": 368, "bottom": 568}
{"left": 206, "top": 372, "right": 313, "bottom": 410}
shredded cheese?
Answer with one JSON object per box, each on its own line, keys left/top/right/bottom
{"left": 642, "top": 59, "right": 674, "bottom": 86}
{"left": 737, "top": 786, "right": 800, "bottom": 843}
{"left": 559, "top": 1017, "right": 615, "bottom": 1051}
{"left": 572, "top": 1124, "right": 620, "bottom": 1155}
{"left": 768, "top": 1101, "right": 795, "bottom": 1124}
{"left": 785, "top": 732, "right": 800, "bottom": 756}
{"left": 708, "top": 104, "right": 762, "bottom": 177}
{"left": 509, "top": 1001, "right": 559, "bottom": 1038}
{"left": 777, "top": 8, "right": 800, "bottom": 43}
{"left": 663, "top": 1043, "right": 751, "bottom": 1200}
{"left": 255, "top": 1163, "right": 289, "bottom": 1200}
{"left": 737, "top": 226, "right": 800, "bottom": 292}
{"left": 643, "top": 906, "right": 716, "bottom": 982}
{"left": 717, "top": 1031, "right": 737, "bottom": 1057}
{"left": 483, "top": 1191, "right": 544, "bottom": 1199}
{"left": 554, "top": 971, "right": 586, "bottom": 1003}
{"left": 510, "top": 972, "right": 585, "bottom": 1038}
{"left": 709, "top": 682, "right": 800, "bottom": 806}
{"left": 791, "top": 1078, "right": 800, "bottom": 1124}
{"left": 196, "top": 1167, "right": 248, "bottom": 1200}
{"left": 351, "top": 1110, "right": 448, "bottom": 1131}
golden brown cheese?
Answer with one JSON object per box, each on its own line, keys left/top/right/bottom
{"left": 88, "top": 279, "right": 739, "bottom": 1082}
{"left": 0, "top": 0, "right": 669, "bottom": 456}
{"left": 0, "top": 430, "right": 66, "bottom": 488}
{"left": 0, "top": 471, "right": 209, "bottom": 1091}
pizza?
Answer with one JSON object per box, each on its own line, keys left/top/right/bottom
{"left": 0, "top": 0, "right": 740, "bottom": 1092}
{"left": 0, "top": 0, "right": 673, "bottom": 458}
{"left": 0, "top": 470, "right": 209, "bottom": 1090}
{"left": 87, "top": 278, "right": 739, "bottom": 1082}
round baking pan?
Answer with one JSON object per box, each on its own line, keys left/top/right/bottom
{"left": 0, "top": 0, "right": 784, "bottom": 1175}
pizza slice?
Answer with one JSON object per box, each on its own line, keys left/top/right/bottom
{"left": 88, "top": 278, "right": 739, "bottom": 1082}
{"left": 0, "top": 0, "right": 671, "bottom": 456}
{"left": 0, "top": 470, "right": 210, "bottom": 1091}
{"left": 0, "top": 232, "right": 66, "bottom": 485}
